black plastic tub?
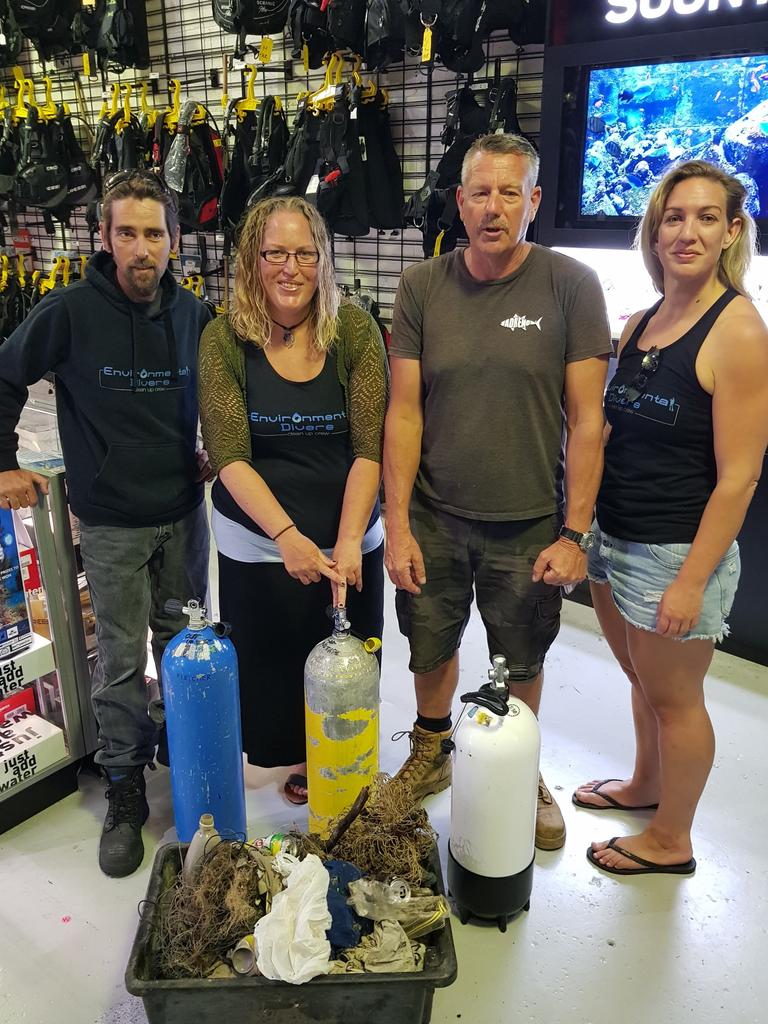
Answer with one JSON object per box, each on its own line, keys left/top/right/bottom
{"left": 125, "top": 844, "right": 458, "bottom": 1024}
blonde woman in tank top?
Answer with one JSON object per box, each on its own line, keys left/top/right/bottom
{"left": 573, "top": 161, "right": 768, "bottom": 876}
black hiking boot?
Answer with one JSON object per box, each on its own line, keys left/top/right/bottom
{"left": 99, "top": 767, "right": 149, "bottom": 877}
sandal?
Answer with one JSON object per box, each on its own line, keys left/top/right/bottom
{"left": 283, "top": 773, "right": 308, "bottom": 805}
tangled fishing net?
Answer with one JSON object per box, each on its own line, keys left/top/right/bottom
{"left": 153, "top": 841, "right": 279, "bottom": 979}
{"left": 299, "top": 773, "right": 437, "bottom": 885}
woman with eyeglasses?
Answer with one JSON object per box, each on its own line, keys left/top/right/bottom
{"left": 573, "top": 161, "right": 768, "bottom": 876}
{"left": 199, "top": 196, "right": 388, "bottom": 805}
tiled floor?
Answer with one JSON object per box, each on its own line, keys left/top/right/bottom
{"left": 1, "top": 583, "right": 766, "bottom": 1024}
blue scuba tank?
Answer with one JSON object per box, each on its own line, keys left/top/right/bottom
{"left": 161, "top": 599, "right": 247, "bottom": 843}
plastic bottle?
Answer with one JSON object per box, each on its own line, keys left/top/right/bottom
{"left": 250, "top": 833, "right": 298, "bottom": 857}
{"left": 182, "top": 813, "right": 221, "bottom": 884}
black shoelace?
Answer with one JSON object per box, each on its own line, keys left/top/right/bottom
{"left": 104, "top": 775, "right": 144, "bottom": 830}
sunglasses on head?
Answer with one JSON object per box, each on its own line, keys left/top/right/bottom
{"left": 623, "top": 346, "right": 661, "bottom": 403}
{"left": 102, "top": 169, "right": 171, "bottom": 196}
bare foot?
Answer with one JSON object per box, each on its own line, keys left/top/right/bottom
{"left": 590, "top": 831, "right": 693, "bottom": 870}
{"left": 574, "top": 778, "right": 659, "bottom": 809}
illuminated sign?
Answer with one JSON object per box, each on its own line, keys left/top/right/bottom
{"left": 606, "top": 0, "right": 768, "bottom": 26}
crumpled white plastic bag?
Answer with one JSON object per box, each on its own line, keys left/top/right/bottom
{"left": 253, "top": 853, "right": 332, "bottom": 984}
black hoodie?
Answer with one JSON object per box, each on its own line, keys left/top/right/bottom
{"left": 0, "top": 252, "right": 211, "bottom": 527}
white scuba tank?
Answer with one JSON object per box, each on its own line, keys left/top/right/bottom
{"left": 447, "top": 655, "right": 541, "bottom": 931}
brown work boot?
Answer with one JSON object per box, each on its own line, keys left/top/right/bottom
{"left": 393, "top": 724, "right": 452, "bottom": 802}
{"left": 536, "top": 773, "right": 566, "bottom": 851}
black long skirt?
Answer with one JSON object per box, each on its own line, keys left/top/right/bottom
{"left": 218, "top": 543, "right": 385, "bottom": 767}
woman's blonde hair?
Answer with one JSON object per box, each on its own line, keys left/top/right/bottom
{"left": 230, "top": 196, "right": 339, "bottom": 351}
{"left": 637, "top": 160, "right": 756, "bottom": 296}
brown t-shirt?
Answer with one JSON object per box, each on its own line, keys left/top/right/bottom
{"left": 389, "top": 245, "right": 612, "bottom": 520}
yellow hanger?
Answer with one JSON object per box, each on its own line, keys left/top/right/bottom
{"left": 306, "top": 53, "right": 342, "bottom": 114}
{"left": 61, "top": 257, "right": 71, "bottom": 288}
{"left": 115, "top": 83, "right": 133, "bottom": 134}
{"left": 139, "top": 81, "right": 158, "bottom": 128}
{"left": 234, "top": 65, "right": 260, "bottom": 121}
{"left": 164, "top": 79, "right": 207, "bottom": 131}
{"left": 0, "top": 255, "right": 9, "bottom": 291}
{"left": 16, "top": 254, "right": 26, "bottom": 289}
{"left": 12, "top": 68, "right": 29, "bottom": 122}
{"left": 0, "top": 85, "right": 7, "bottom": 122}
{"left": 39, "top": 257, "right": 64, "bottom": 296}
{"left": 164, "top": 78, "right": 181, "bottom": 130}
{"left": 78, "top": 255, "right": 87, "bottom": 280}
{"left": 37, "top": 76, "right": 59, "bottom": 120}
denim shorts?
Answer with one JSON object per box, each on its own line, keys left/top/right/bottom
{"left": 588, "top": 523, "right": 740, "bottom": 642}
{"left": 395, "top": 495, "right": 562, "bottom": 680}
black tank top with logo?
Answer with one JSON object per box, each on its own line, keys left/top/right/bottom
{"left": 212, "top": 346, "right": 360, "bottom": 548}
{"left": 596, "top": 288, "right": 738, "bottom": 543}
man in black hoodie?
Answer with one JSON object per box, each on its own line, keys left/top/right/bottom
{"left": 0, "top": 173, "right": 212, "bottom": 876}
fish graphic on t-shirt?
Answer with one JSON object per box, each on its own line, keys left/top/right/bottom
{"left": 501, "top": 314, "right": 543, "bottom": 332}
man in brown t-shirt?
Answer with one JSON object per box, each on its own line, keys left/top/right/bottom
{"left": 384, "top": 133, "right": 612, "bottom": 850}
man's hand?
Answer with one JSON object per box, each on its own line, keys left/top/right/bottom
{"left": 0, "top": 469, "right": 49, "bottom": 510}
{"left": 385, "top": 526, "right": 426, "bottom": 594}
{"left": 656, "top": 579, "right": 704, "bottom": 638}
{"left": 277, "top": 528, "right": 344, "bottom": 586}
{"left": 194, "top": 448, "right": 215, "bottom": 483}
{"left": 532, "top": 538, "right": 586, "bottom": 588}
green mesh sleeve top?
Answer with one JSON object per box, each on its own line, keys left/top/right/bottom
{"left": 199, "top": 302, "right": 389, "bottom": 473}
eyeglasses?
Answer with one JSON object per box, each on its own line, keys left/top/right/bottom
{"left": 260, "top": 249, "right": 320, "bottom": 266}
{"left": 102, "top": 169, "right": 171, "bottom": 196}
{"left": 623, "top": 346, "right": 661, "bottom": 403}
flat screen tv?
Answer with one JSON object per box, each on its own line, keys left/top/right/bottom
{"left": 538, "top": 27, "right": 768, "bottom": 250}
{"left": 580, "top": 52, "right": 768, "bottom": 221}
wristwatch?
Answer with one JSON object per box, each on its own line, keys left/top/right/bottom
{"left": 559, "top": 526, "right": 596, "bottom": 552}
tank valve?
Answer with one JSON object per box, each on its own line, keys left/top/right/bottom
{"left": 332, "top": 605, "right": 351, "bottom": 635}
{"left": 488, "top": 654, "right": 510, "bottom": 693}
{"left": 164, "top": 597, "right": 230, "bottom": 635}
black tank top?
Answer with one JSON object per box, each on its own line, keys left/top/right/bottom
{"left": 212, "top": 347, "right": 354, "bottom": 548}
{"left": 596, "top": 288, "right": 737, "bottom": 543}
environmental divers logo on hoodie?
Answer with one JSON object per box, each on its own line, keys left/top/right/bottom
{"left": 99, "top": 364, "right": 191, "bottom": 392}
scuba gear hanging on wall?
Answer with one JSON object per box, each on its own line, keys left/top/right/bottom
{"left": 0, "top": 117, "right": 18, "bottom": 200}
{"left": 158, "top": 96, "right": 225, "bottom": 235}
{"left": 404, "top": 73, "right": 528, "bottom": 258}
{"left": 356, "top": 90, "right": 403, "bottom": 230}
{"left": 0, "top": 256, "right": 28, "bottom": 344}
{"left": 486, "top": 0, "right": 546, "bottom": 45}
{"left": 220, "top": 69, "right": 289, "bottom": 239}
{"left": 314, "top": 90, "right": 369, "bottom": 238}
{"left": 247, "top": 56, "right": 404, "bottom": 238}
{"left": 0, "top": 0, "right": 23, "bottom": 64}
{"left": 364, "top": 0, "right": 405, "bottom": 71}
{"left": 14, "top": 106, "right": 68, "bottom": 212}
{"left": 10, "top": 0, "right": 79, "bottom": 60}
{"left": 70, "top": 0, "right": 104, "bottom": 54}
{"left": 288, "top": 0, "right": 331, "bottom": 70}
{"left": 327, "top": 0, "right": 366, "bottom": 55}
{"left": 434, "top": 0, "right": 490, "bottom": 74}
{"left": 96, "top": 0, "right": 150, "bottom": 70}
{"left": 213, "top": 0, "right": 291, "bottom": 57}
{"left": 54, "top": 106, "right": 98, "bottom": 219}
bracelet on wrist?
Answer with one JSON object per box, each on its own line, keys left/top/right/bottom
{"left": 272, "top": 523, "right": 296, "bottom": 542}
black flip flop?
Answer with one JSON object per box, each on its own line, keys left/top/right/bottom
{"left": 573, "top": 779, "right": 659, "bottom": 811}
{"left": 283, "top": 773, "right": 308, "bottom": 806}
{"left": 587, "top": 837, "right": 696, "bottom": 876}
